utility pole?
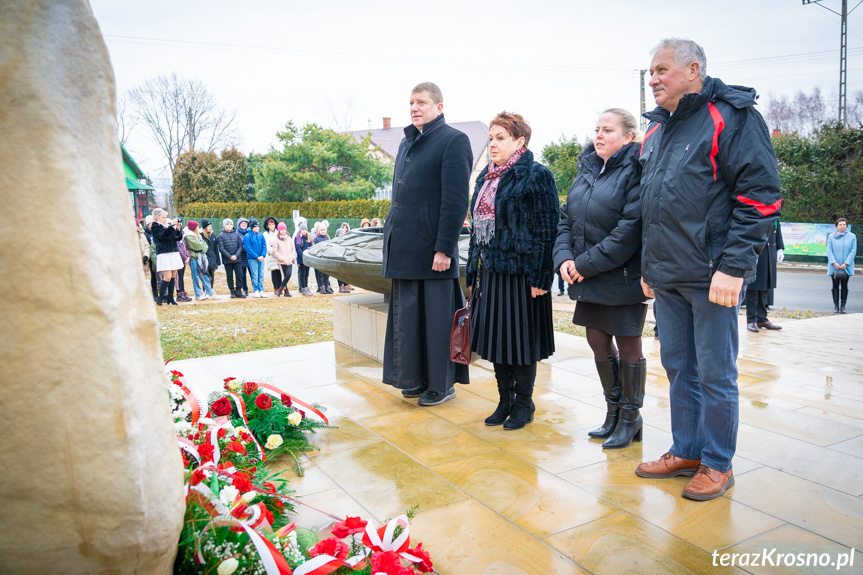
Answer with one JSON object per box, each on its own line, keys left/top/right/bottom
{"left": 803, "top": 0, "right": 858, "bottom": 126}
{"left": 639, "top": 69, "right": 648, "bottom": 132}
{"left": 187, "top": 108, "right": 195, "bottom": 151}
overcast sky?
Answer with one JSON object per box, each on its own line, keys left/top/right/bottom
{"left": 89, "top": 0, "right": 863, "bottom": 178}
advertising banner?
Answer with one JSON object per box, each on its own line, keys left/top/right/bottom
{"left": 780, "top": 222, "right": 852, "bottom": 257}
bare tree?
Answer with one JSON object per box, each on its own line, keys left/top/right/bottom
{"left": 115, "top": 93, "right": 136, "bottom": 146}
{"left": 328, "top": 93, "right": 355, "bottom": 132}
{"left": 127, "top": 73, "right": 239, "bottom": 174}
{"left": 764, "top": 88, "right": 828, "bottom": 135}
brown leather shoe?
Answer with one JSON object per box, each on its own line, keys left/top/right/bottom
{"left": 682, "top": 465, "right": 735, "bottom": 501}
{"left": 635, "top": 452, "right": 701, "bottom": 478}
{"left": 757, "top": 321, "right": 782, "bottom": 330}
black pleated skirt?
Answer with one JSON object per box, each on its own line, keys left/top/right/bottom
{"left": 572, "top": 301, "right": 647, "bottom": 337}
{"left": 470, "top": 268, "right": 555, "bottom": 365}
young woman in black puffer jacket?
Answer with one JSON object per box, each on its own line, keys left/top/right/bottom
{"left": 553, "top": 108, "right": 647, "bottom": 450}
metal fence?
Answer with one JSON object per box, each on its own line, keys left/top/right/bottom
{"left": 178, "top": 216, "right": 371, "bottom": 237}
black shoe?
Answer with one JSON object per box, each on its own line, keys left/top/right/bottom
{"left": 418, "top": 387, "right": 456, "bottom": 406}
{"left": 747, "top": 322, "right": 759, "bottom": 332}
{"left": 401, "top": 383, "right": 428, "bottom": 398}
{"left": 486, "top": 364, "right": 515, "bottom": 426}
{"left": 239, "top": 291, "right": 248, "bottom": 298}
{"left": 284, "top": 289, "right": 292, "bottom": 297}
{"left": 503, "top": 363, "right": 537, "bottom": 431}
{"left": 840, "top": 305, "right": 847, "bottom": 314}
{"left": 835, "top": 304, "right": 841, "bottom": 313}
{"left": 503, "top": 401, "right": 535, "bottom": 430}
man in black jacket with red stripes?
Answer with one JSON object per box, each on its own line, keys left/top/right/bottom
{"left": 634, "top": 38, "right": 781, "bottom": 501}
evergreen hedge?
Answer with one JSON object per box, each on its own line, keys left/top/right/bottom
{"left": 182, "top": 199, "right": 391, "bottom": 221}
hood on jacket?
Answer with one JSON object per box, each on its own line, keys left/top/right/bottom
{"left": 644, "top": 76, "right": 758, "bottom": 123}
{"left": 577, "top": 141, "right": 640, "bottom": 177}
{"left": 263, "top": 216, "right": 279, "bottom": 232}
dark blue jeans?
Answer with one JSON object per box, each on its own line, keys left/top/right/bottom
{"left": 654, "top": 287, "right": 740, "bottom": 472}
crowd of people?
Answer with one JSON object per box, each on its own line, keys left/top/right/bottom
{"left": 136, "top": 213, "right": 366, "bottom": 304}
{"left": 381, "top": 38, "right": 786, "bottom": 503}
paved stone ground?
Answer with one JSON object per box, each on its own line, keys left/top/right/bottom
{"left": 174, "top": 311, "right": 863, "bottom": 574}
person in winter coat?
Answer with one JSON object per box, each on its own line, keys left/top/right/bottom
{"left": 243, "top": 218, "right": 268, "bottom": 298}
{"left": 334, "top": 223, "right": 353, "bottom": 292}
{"left": 150, "top": 208, "right": 183, "bottom": 305}
{"left": 217, "top": 219, "right": 246, "bottom": 298}
{"left": 183, "top": 220, "right": 215, "bottom": 300}
{"left": 360, "top": 218, "right": 371, "bottom": 228}
{"left": 144, "top": 215, "right": 159, "bottom": 300}
{"left": 466, "top": 111, "right": 559, "bottom": 430}
{"left": 313, "top": 221, "right": 333, "bottom": 294}
{"left": 554, "top": 108, "right": 647, "bottom": 448}
{"left": 828, "top": 217, "right": 857, "bottom": 313}
{"left": 201, "top": 219, "right": 221, "bottom": 290}
{"left": 272, "top": 222, "right": 297, "bottom": 297}
{"left": 382, "top": 82, "right": 472, "bottom": 407}
{"left": 745, "top": 220, "right": 785, "bottom": 332}
{"left": 262, "top": 216, "right": 281, "bottom": 293}
{"left": 236, "top": 217, "right": 251, "bottom": 297}
{"left": 634, "top": 39, "right": 782, "bottom": 501}
{"left": 294, "top": 217, "right": 314, "bottom": 296}
{"left": 175, "top": 223, "right": 193, "bottom": 302}
{"left": 135, "top": 218, "right": 150, "bottom": 278}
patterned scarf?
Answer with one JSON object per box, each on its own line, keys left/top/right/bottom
{"left": 473, "top": 147, "right": 526, "bottom": 245}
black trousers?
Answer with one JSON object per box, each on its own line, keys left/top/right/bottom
{"left": 177, "top": 264, "right": 186, "bottom": 292}
{"left": 271, "top": 269, "right": 282, "bottom": 291}
{"left": 745, "top": 289, "right": 768, "bottom": 323}
{"left": 298, "top": 264, "right": 310, "bottom": 289}
{"left": 315, "top": 270, "right": 331, "bottom": 291}
{"left": 223, "top": 261, "right": 240, "bottom": 292}
{"left": 239, "top": 264, "right": 248, "bottom": 292}
{"left": 278, "top": 265, "right": 293, "bottom": 290}
{"left": 832, "top": 274, "right": 850, "bottom": 305}
{"left": 382, "top": 278, "right": 470, "bottom": 393}
{"left": 150, "top": 262, "right": 158, "bottom": 297}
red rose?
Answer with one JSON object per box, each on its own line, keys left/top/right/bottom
{"left": 260, "top": 503, "right": 274, "bottom": 526}
{"left": 408, "top": 542, "right": 433, "bottom": 573}
{"left": 231, "top": 471, "right": 253, "bottom": 492}
{"left": 211, "top": 397, "right": 232, "bottom": 417}
{"left": 370, "top": 550, "right": 410, "bottom": 575}
{"left": 227, "top": 441, "right": 247, "bottom": 456}
{"left": 239, "top": 431, "right": 253, "bottom": 443}
{"left": 217, "top": 428, "right": 227, "bottom": 439}
{"left": 298, "top": 409, "right": 306, "bottom": 420}
{"left": 310, "top": 537, "right": 349, "bottom": 560}
{"left": 254, "top": 394, "right": 272, "bottom": 410}
{"left": 243, "top": 381, "right": 258, "bottom": 394}
{"left": 331, "top": 516, "right": 367, "bottom": 539}
{"left": 197, "top": 443, "right": 214, "bottom": 462}
{"left": 280, "top": 393, "right": 293, "bottom": 407}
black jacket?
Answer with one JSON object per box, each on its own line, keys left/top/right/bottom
{"left": 382, "top": 114, "right": 472, "bottom": 280}
{"left": 749, "top": 220, "right": 784, "bottom": 291}
{"left": 151, "top": 222, "right": 182, "bottom": 255}
{"left": 203, "top": 233, "right": 221, "bottom": 270}
{"left": 639, "top": 76, "right": 782, "bottom": 289}
{"left": 217, "top": 228, "right": 244, "bottom": 262}
{"left": 466, "top": 150, "right": 559, "bottom": 291}
{"left": 553, "top": 142, "right": 646, "bottom": 306}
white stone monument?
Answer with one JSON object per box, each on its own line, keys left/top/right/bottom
{"left": 0, "top": 2, "right": 185, "bottom": 572}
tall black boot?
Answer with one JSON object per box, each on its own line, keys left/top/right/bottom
{"left": 603, "top": 359, "right": 646, "bottom": 449}
{"left": 840, "top": 285, "right": 848, "bottom": 314}
{"left": 833, "top": 285, "right": 841, "bottom": 313}
{"left": 167, "top": 279, "right": 179, "bottom": 305}
{"left": 588, "top": 355, "right": 620, "bottom": 438}
{"left": 504, "top": 363, "right": 537, "bottom": 431}
{"left": 156, "top": 278, "right": 169, "bottom": 306}
{"left": 486, "top": 364, "right": 515, "bottom": 426}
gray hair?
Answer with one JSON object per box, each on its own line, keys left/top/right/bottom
{"left": 603, "top": 108, "right": 642, "bottom": 143}
{"left": 411, "top": 82, "right": 443, "bottom": 104}
{"left": 151, "top": 208, "right": 166, "bottom": 220}
{"left": 651, "top": 38, "right": 707, "bottom": 82}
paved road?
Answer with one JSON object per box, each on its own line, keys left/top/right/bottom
{"left": 770, "top": 268, "right": 862, "bottom": 315}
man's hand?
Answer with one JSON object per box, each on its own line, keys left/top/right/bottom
{"left": 432, "top": 251, "right": 450, "bottom": 272}
{"left": 230, "top": 255, "right": 237, "bottom": 261}
{"left": 531, "top": 287, "right": 547, "bottom": 298}
{"left": 257, "top": 256, "right": 264, "bottom": 262}
{"left": 709, "top": 270, "right": 744, "bottom": 307}
{"left": 641, "top": 278, "right": 654, "bottom": 299}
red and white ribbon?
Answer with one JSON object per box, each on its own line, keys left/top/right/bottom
{"left": 256, "top": 383, "right": 329, "bottom": 424}
{"left": 177, "top": 437, "right": 201, "bottom": 464}
{"left": 362, "top": 515, "right": 421, "bottom": 563}
{"left": 226, "top": 391, "right": 266, "bottom": 462}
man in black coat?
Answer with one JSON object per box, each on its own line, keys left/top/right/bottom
{"left": 746, "top": 220, "right": 784, "bottom": 332}
{"left": 381, "top": 82, "right": 472, "bottom": 406}
{"left": 635, "top": 39, "right": 781, "bottom": 501}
